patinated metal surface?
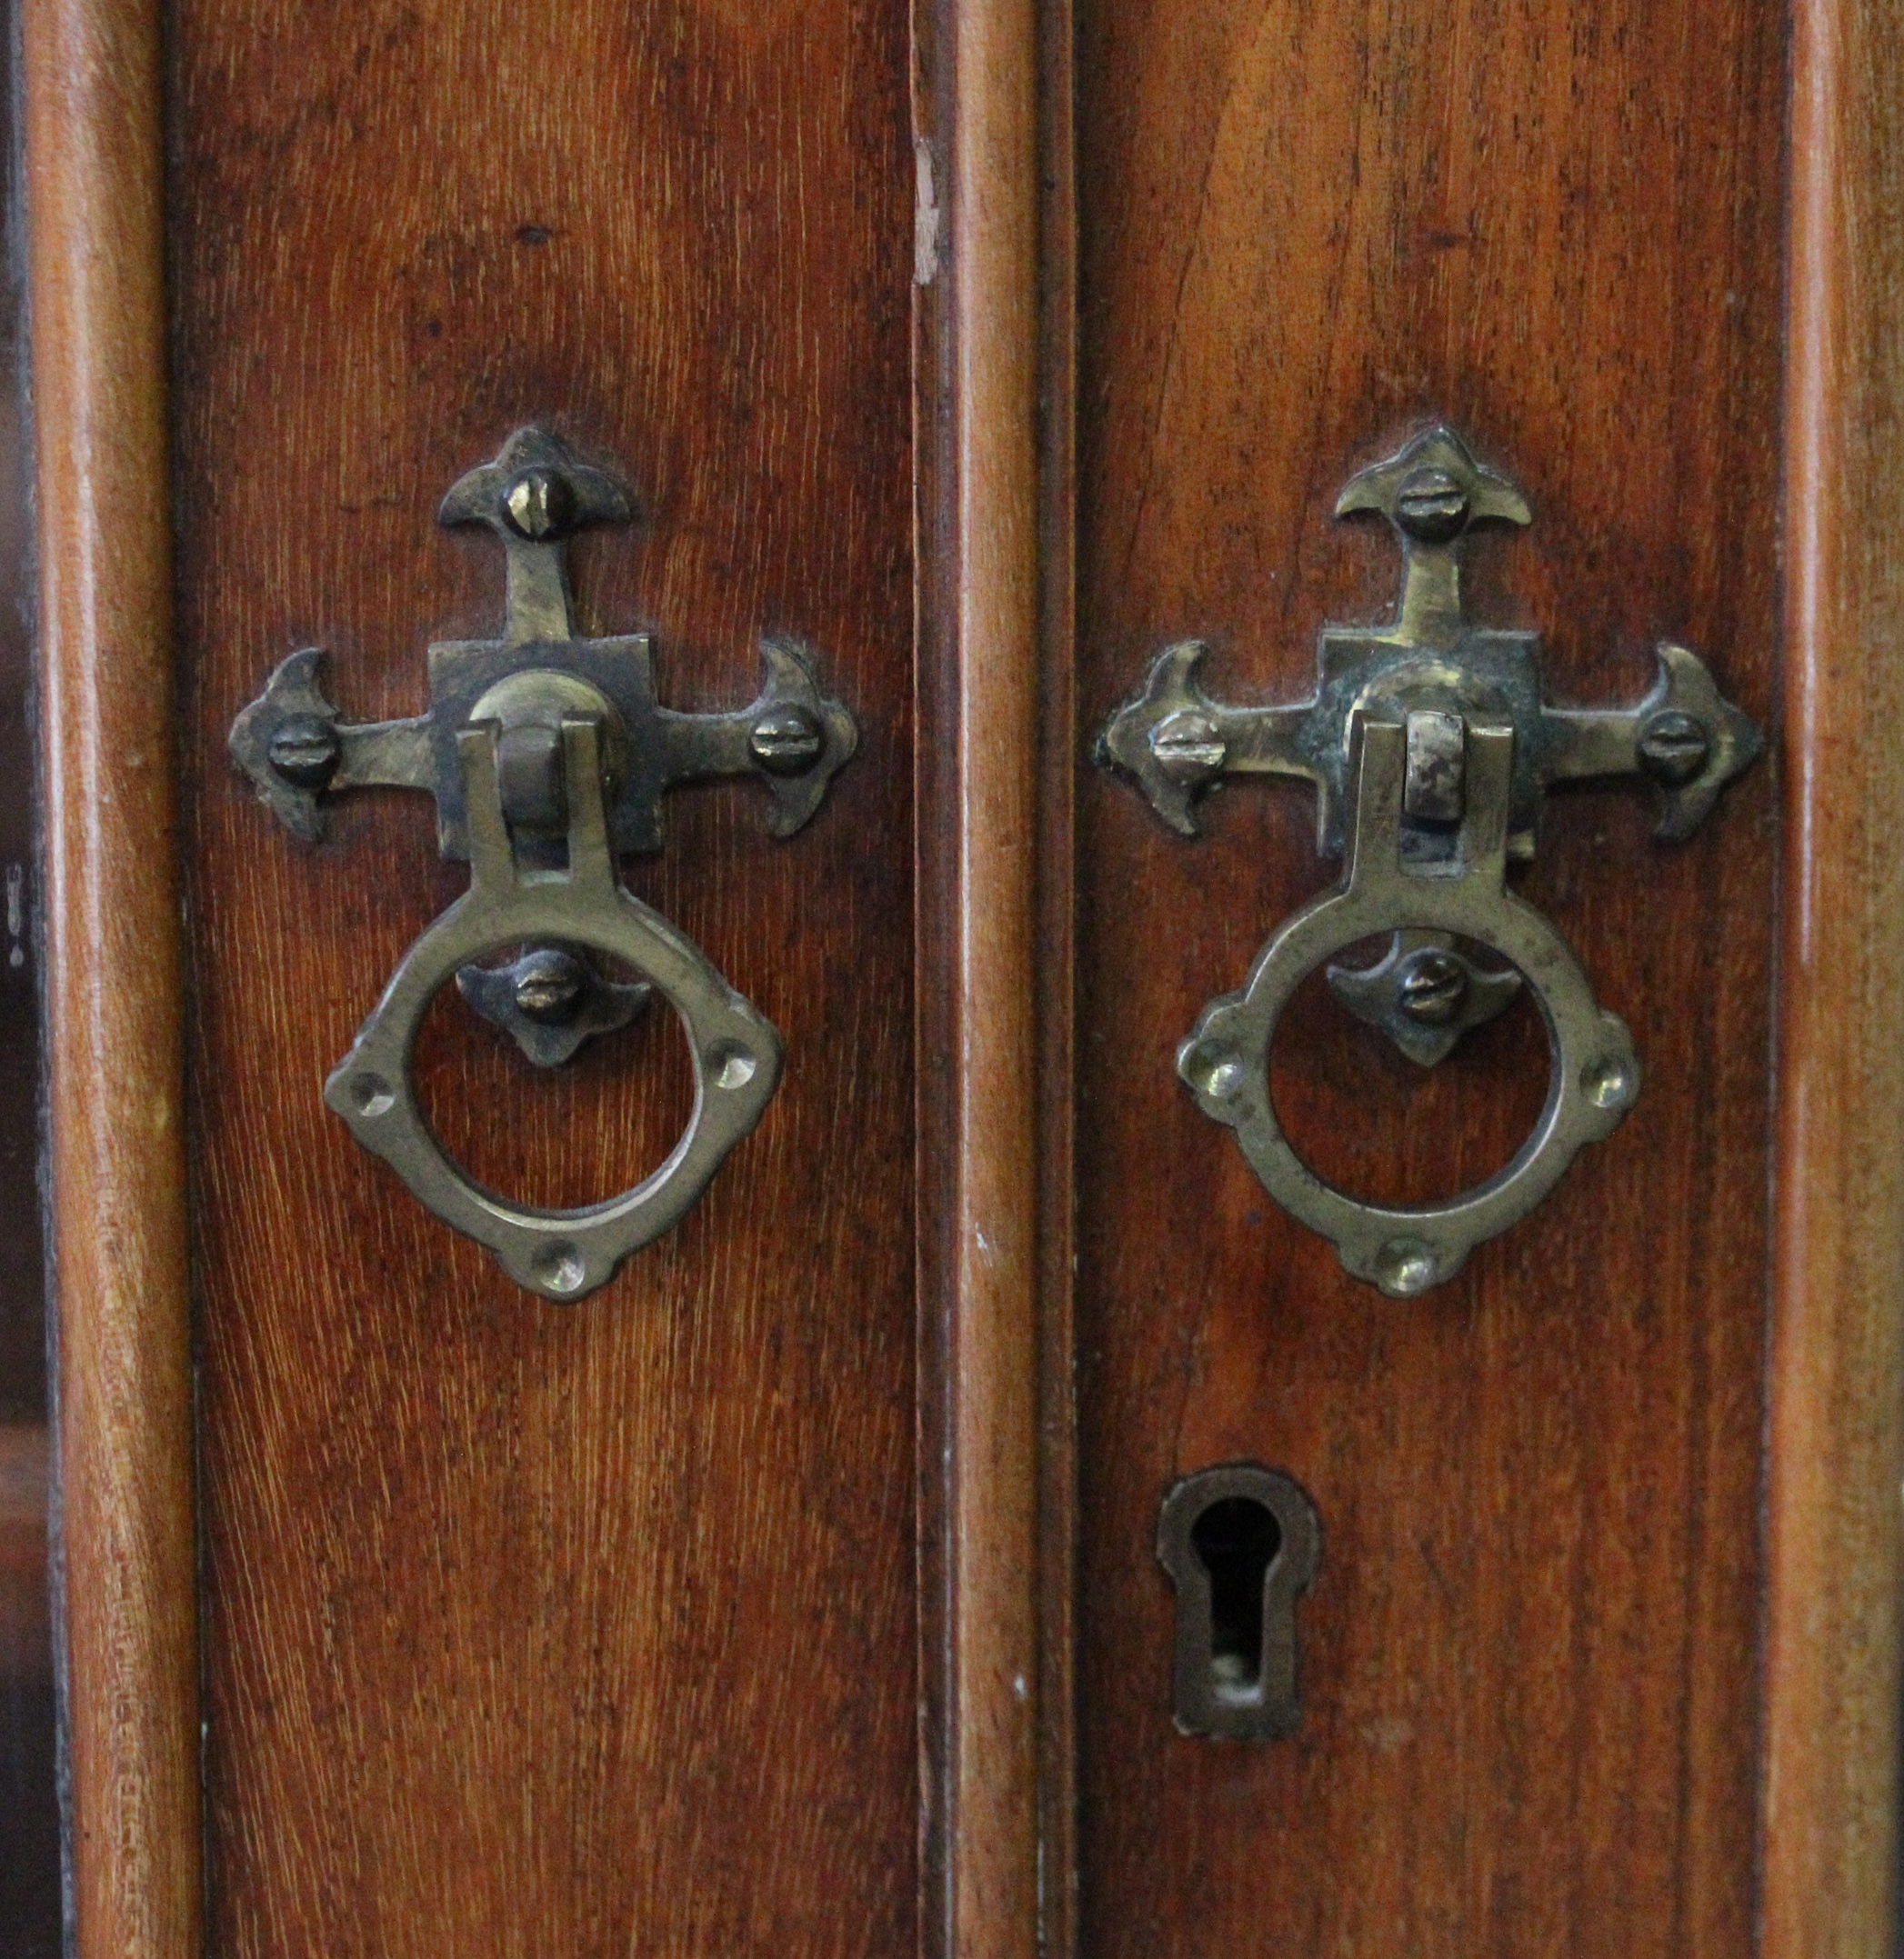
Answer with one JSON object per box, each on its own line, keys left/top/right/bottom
{"left": 1099, "top": 428, "right": 1759, "bottom": 1289}
{"left": 230, "top": 429, "right": 855, "bottom": 1292}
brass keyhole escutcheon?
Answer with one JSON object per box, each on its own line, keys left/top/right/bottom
{"left": 1157, "top": 1464, "right": 1321, "bottom": 1741}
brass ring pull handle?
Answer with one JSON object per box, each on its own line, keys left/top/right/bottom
{"left": 1100, "top": 426, "right": 1760, "bottom": 1294}
{"left": 1178, "top": 715, "right": 1637, "bottom": 1296}
{"left": 326, "top": 720, "right": 782, "bottom": 1299}
{"left": 232, "top": 429, "right": 855, "bottom": 1299}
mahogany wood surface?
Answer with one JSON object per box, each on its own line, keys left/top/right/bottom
{"left": 25, "top": 1, "right": 203, "bottom": 1954}
{"left": 1035, "top": 0, "right": 1079, "bottom": 1949}
{"left": 170, "top": 3, "right": 917, "bottom": 1951}
{"left": 1067, "top": 2, "right": 1783, "bottom": 1954}
{"left": 50, "top": 0, "right": 1903, "bottom": 1945}
{"left": 1768, "top": 0, "right": 1904, "bottom": 1949}
{"left": 946, "top": 0, "right": 1043, "bottom": 1951}
{"left": 914, "top": 0, "right": 1058, "bottom": 1939}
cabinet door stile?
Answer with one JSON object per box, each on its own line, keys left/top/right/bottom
{"left": 914, "top": 0, "right": 1047, "bottom": 1948}
{"left": 1035, "top": 0, "right": 1080, "bottom": 1947}
{"left": 1769, "top": 0, "right": 1904, "bottom": 1948}
{"left": 24, "top": 0, "right": 202, "bottom": 1954}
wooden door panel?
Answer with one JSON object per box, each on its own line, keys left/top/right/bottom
{"left": 26, "top": 0, "right": 1904, "bottom": 1952}
{"left": 169, "top": 3, "right": 917, "bottom": 1949}
{"left": 1068, "top": 0, "right": 1782, "bottom": 1950}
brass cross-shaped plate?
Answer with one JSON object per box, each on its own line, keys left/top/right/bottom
{"left": 229, "top": 427, "right": 857, "bottom": 1299}
{"left": 231, "top": 425, "right": 857, "bottom": 859}
{"left": 1098, "top": 425, "right": 1759, "bottom": 860}
{"left": 1098, "top": 425, "right": 1761, "bottom": 1294}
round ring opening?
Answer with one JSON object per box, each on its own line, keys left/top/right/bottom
{"left": 413, "top": 946, "right": 697, "bottom": 1213}
{"left": 1265, "top": 935, "right": 1552, "bottom": 1210}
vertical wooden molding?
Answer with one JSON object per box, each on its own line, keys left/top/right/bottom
{"left": 1034, "top": 0, "right": 1077, "bottom": 1950}
{"left": 1769, "top": 0, "right": 1904, "bottom": 1950}
{"left": 935, "top": 0, "right": 1043, "bottom": 1948}
{"left": 25, "top": 1, "right": 201, "bottom": 1954}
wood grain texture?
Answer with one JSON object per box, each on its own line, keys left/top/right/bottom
{"left": 1035, "top": 0, "right": 1079, "bottom": 1949}
{"left": 1067, "top": 1, "right": 1782, "bottom": 1954}
{"left": 935, "top": 0, "right": 1044, "bottom": 1944}
{"left": 24, "top": 0, "right": 203, "bottom": 1953}
{"left": 171, "top": 3, "right": 917, "bottom": 1951}
{"left": 1766, "top": 0, "right": 1904, "bottom": 1948}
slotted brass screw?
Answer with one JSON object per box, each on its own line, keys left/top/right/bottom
{"left": 1394, "top": 465, "right": 1471, "bottom": 543}
{"left": 1149, "top": 710, "right": 1228, "bottom": 785}
{"left": 502, "top": 467, "right": 579, "bottom": 542}
{"left": 749, "top": 705, "right": 824, "bottom": 776}
{"left": 1396, "top": 947, "right": 1469, "bottom": 1026}
{"left": 267, "top": 713, "right": 341, "bottom": 792}
{"left": 1637, "top": 709, "right": 1711, "bottom": 786}
{"left": 512, "top": 947, "right": 587, "bottom": 1025}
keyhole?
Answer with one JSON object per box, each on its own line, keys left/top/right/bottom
{"left": 1157, "top": 1464, "right": 1320, "bottom": 1740}
{"left": 1190, "top": 1495, "right": 1281, "bottom": 1702}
